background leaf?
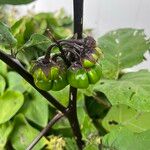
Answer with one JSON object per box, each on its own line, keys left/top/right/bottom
{"left": 10, "top": 114, "right": 47, "bottom": 150}
{"left": 0, "top": 122, "right": 13, "bottom": 149}
{"left": 94, "top": 70, "right": 150, "bottom": 112}
{"left": 0, "top": 0, "right": 35, "bottom": 5}
{"left": 20, "top": 90, "right": 49, "bottom": 127}
{"left": 102, "top": 128, "right": 150, "bottom": 150}
{"left": 0, "top": 21, "right": 17, "bottom": 47}
{"left": 7, "top": 71, "right": 26, "bottom": 93}
{"left": 23, "top": 33, "right": 51, "bottom": 51}
{"left": 0, "top": 75, "right": 5, "bottom": 95}
{"left": 0, "top": 90, "right": 24, "bottom": 124}
{"left": 11, "top": 18, "right": 27, "bottom": 47}
{"left": 0, "top": 60, "right": 7, "bottom": 76}
{"left": 102, "top": 105, "right": 150, "bottom": 132}
{"left": 98, "top": 28, "right": 150, "bottom": 79}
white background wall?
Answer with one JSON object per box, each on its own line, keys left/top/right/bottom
{"left": 11, "top": 0, "right": 150, "bottom": 70}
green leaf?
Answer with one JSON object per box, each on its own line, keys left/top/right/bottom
{"left": 10, "top": 114, "right": 47, "bottom": 150}
{"left": 20, "top": 91, "right": 49, "bottom": 127}
{"left": 0, "top": 122, "right": 13, "bottom": 149}
{"left": 7, "top": 71, "right": 26, "bottom": 93}
{"left": 55, "top": 8, "right": 72, "bottom": 26}
{"left": 0, "top": 90, "right": 24, "bottom": 124}
{"left": 53, "top": 27, "right": 72, "bottom": 39}
{"left": 98, "top": 28, "right": 150, "bottom": 79}
{"left": 0, "top": 60, "right": 7, "bottom": 76}
{"left": 83, "top": 136, "right": 100, "bottom": 150}
{"left": 11, "top": 18, "right": 27, "bottom": 47}
{"left": 51, "top": 86, "right": 84, "bottom": 107}
{"left": 23, "top": 33, "right": 51, "bottom": 51}
{"left": 34, "top": 12, "right": 59, "bottom": 27}
{"left": 77, "top": 105, "right": 98, "bottom": 139}
{"left": 102, "top": 128, "right": 150, "bottom": 150}
{"left": 94, "top": 70, "right": 150, "bottom": 112}
{"left": 50, "top": 86, "right": 69, "bottom": 107}
{"left": 64, "top": 138, "right": 77, "bottom": 150}
{"left": 0, "top": 0, "right": 35, "bottom": 5}
{"left": 0, "top": 75, "right": 5, "bottom": 95}
{"left": 102, "top": 105, "right": 150, "bottom": 133}
{"left": 0, "top": 21, "right": 17, "bottom": 47}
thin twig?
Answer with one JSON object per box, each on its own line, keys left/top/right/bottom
{"left": 26, "top": 112, "right": 64, "bottom": 150}
{"left": 44, "top": 43, "right": 58, "bottom": 60}
{"left": 46, "top": 29, "right": 70, "bottom": 66}
{"left": 0, "top": 50, "right": 66, "bottom": 112}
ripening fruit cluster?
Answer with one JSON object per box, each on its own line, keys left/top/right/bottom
{"left": 31, "top": 36, "right": 103, "bottom": 91}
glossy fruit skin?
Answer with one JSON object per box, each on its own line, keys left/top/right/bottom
{"left": 51, "top": 73, "right": 68, "bottom": 91}
{"left": 49, "top": 66, "right": 59, "bottom": 80}
{"left": 82, "top": 49, "right": 100, "bottom": 68}
{"left": 33, "top": 68, "right": 52, "bottom": 91}
{"left": 82, "top": 58, "right": 95, "bottom": 68}
{"left": 32, "top": 62, "right": 68, "bottom": 91}
{"left": 67, "top": 67, "right": 89, "bottom": 89}
{"left": 87, "top": 64, "right": 102, "bottom": 84}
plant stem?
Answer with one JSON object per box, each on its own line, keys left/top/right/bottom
{"left": 0, "top": 50, "right": 66, "bottom": 113}
{"left": 26, "top": 112, "right": 64, "bottom": 150}
{"left": 68, "top": 87, "right": 85, "bottom": 149}
{"left": 67, "top": 0, "right": 84, "bottom": 149}
{"left": 73, "top": 0, "right": 84, "bottom": 38}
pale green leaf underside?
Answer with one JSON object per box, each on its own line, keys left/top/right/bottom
{"left": 98, "top": 28, "right": 150, "bottom": 79}
{"left": 102, "top": 105, "right": 150, "bottom": 133}
{"left": 94, "top": 70, "right": 150, "bottom": 112}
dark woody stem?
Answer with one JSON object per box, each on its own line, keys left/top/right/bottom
{"left": 44, "top": 43, "right": 58, "bottom": 60}
{"left": 47, "top": 29, "right": 70, "bottom": 66}
{"left": 67, "top": 0, "right": 85, "bottom": 149}
{"left": 60, "top": 41, "right": 83, "bottom": 51}
{"left": 26, "top": 112, "right": 64, "bottom": 150}
{"left": 58, "top": 39, "right": 83, "bottom": 45}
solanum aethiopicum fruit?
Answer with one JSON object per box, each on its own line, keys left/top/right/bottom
{"left": 82, "top": 44, "right": 102, "bottom": 68}
{"left": 82, "top": 51, "right": 99, "bottom": 68}
{"left": 33, "top": 68, "right": 52, "bottom": 91}
{"left": 52, "top": 73, "right": 68, "bottom": 91}
{"left": 49, "top": 66, "right": 60, "bottom": 80}
{"left": 67, "top": 64, "right": 89, "bottom": 89}
{"left": 87, "top": 64, "right": 102, "bottom": 84}
{"left": 31, "top": 56, "right": 68, "bottom": 91}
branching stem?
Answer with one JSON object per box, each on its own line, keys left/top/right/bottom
{"left": 0, "top": 50, "right": 66, "bottom": 113}
{"left": 26, "top": 112, "right": 64, "bottom": 150}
